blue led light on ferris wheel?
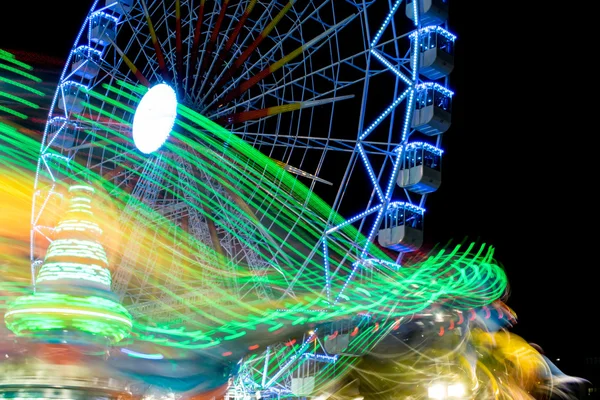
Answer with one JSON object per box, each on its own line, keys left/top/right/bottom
{"left": 59, "top": 81, "right": 89, "bottom": 91}
{"left": 303, "top": 353, "right": 338, "bottom": 363}
{"left": 400, "top": 89, "right": 415, "bottom": 143}
{"left": 388, "top": 201, "right": 426, "bottom": 214}
{"left": 322, "top": 239, "right": 331, "bottom": 301}
{"left": 325, "top": 204, "right": 384, "bottom": 235}
{"left": 335, "top": 263, "right": 360, "bottom": 304}
{"left": 370, "top": 50, "right": 413, "bottom": 86}
{"left": 359, "top": 89, "right": 411, "bottom": 141}
{"left": 409, "top": 26, "right": 457, "bottom": 41}
{"left": 41, "top": 152, "right": 70, "bottom": 163}
{"left": 416, "top": 82, "right": 454, "bottom": 98}
{"left": 357, "top": 143, "right": 384, "bottom": 201}
{"left": 90, "top": 11, "right": 119, "bottom": 25}
{"left": 394, "top": 142, "right": 444, "bottom": 156}
{"left": 361, "top": 258, "right": 402, "bottom": 271}
{"left": 370, "top": 0, "right": 404, "bottom": 47}
{"left": 72, "top": 45, "right": 103, "bottom": 58}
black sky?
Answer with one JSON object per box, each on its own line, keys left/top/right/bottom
{"left": 0, "top": 0, "right": 595, "bottom": 380}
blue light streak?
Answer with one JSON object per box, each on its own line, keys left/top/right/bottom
{"left": 356, "top": 143, "right": 384, "bottom": 201}
{"left": 325, "top": 205, "right": 383, "bottom": 235}
{"left": 370, "top": 50, "right": 413, "bottom": 86}
{"left": 120, "top": 348, "right": 164, "bottom": 360}
{"left": 370, "top": 0, "right": 404, "bottom": 48}
{"left": 359, "top": 89, "right": 411, "bottom": 141}
{"left": 323, "top": 239, "right": 331, "bottom": 302}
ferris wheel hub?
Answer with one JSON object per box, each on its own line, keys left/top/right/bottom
{"left": 132, "top": 83, "right": 178, "bottom": 154}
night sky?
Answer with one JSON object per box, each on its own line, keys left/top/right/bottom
{"left": 1, "top": 0, "right": 595, "bottom": 382}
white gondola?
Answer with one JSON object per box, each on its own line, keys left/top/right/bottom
{"left": 71, "top": 46, "right": 102, "bottom": 80}
{"left": 377, "top": 202, "right": 424, "bottom": 252}
{"left": 410, "top": 26, "right": 456, "bottom": 81}
{"left": 396, "top": 142, "right": 443, "bottom": 194}
{"left": 411, "top": 82, "right": 453, "bottom": 136}
{"left": 406, "top": 0, "right": 449, "bottom": 27}
{"left": 105, "top": 0, "right": 133, "bottom": 15}
{"left": 56, "top": 81, "right": 89, "bottom": 114}
{"left": 89, "top": 12, "right": 118, "bottom": 45}
{"left": 47, "top": 117, "right": 77, "bottom": 149}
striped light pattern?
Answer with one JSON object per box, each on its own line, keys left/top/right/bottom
{"left": 5, "top": 184, "right": 132, "bottom": 343}
{"left": 5, "top": 293, "right": 132, "bottom": 343}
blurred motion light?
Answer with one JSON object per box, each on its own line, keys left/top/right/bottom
{"left": 132, "top": 83, "right": 177, "bottom": 154}
{"left": 447, "top": 383, "right": 466, "bottom": 397}
{"left": 428, "top": 383, "right": 446, "bottom": 399}
{"left": 428, "top": 382, "right": 466, "bottom": 399}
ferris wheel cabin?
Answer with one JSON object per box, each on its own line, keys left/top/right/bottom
{"left": 47, "top": 117, "right": 77, "bottom": 150}
{"left": 105, "top": 0, "right": 133, "bottom": 15}
{"left": 377, "top": 202, "right": 425, "bottom": 252}
{"left": 89, "top": 12, "right": 118, "bottom": 45}
{"left": 406, "top": 0, "right": 449, "bottom": 27}
{"left": 71, "top": 46, "right": 102, "bottom": 80}
{"left": 411, "top": 82, "right": 453, "bottom": 136}
{"left": 411, "top": 26, "right": 456, "bottom": 81}
{"left": 396, "top": 142, "right": 443, "bottom": 195}
{"left": 57, "top": 81, "right": 88, "bottom": 114}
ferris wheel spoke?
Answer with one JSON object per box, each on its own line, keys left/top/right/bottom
{"left": 187, "top": 0, "right": 206, "bottom": 88}
{"left": 205, "top": 46, "right": 371, "bottom": 115}
{"left": 112, "top": 19, "right": 154, "bottom": 82}
{"left": 215, "top": 14, "right": 355, "bottom": 109}
{"left": 204, "top": 0, "right": 258, "bottom": 90}
{"left": 195, "top": 0, "right": 247, "bottom": 103}
{"left": 155, "top": 1, "right": 180, "bottom": 80}
{"left": 198, "top": 0, "right": 230, "bottom": 79}
{"left": 139, "top": 0, "right": 170, "bottom": 83}
{"left": 207, "top": 0, "right": 331, "bottom": 106}
{"left": 215, "top": 94, "right": 353, "bottom": 125}
{"left": 201, "top": 1, "right": 281, "bottom": 103}
{"left": 175, "top": 0, "right": 183, "bottom": 86}
{"left": 215, "top": 0, "right": 297, "bottom": 90}
{"left": 106, "top": 37, "right": 150, "bottom": 87}
{"left": 235, "top": 133, "right": 358, "bottom": 156}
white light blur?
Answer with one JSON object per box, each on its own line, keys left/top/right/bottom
{"left": 428, "top": 383, "right": 446, "bottom": 399}
{"left": 447, "top": 383, "right": 466, "bottom": 397}
{"left": 132, "top": 83, "right": 177, "bottom": 154}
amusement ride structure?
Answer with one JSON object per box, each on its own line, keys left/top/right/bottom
{"left": 0, "top": 0, "right": 511, "bottom": 399}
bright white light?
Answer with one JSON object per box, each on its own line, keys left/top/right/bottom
{"left": 428, "top": 384, "right": 446, "bottom": 399}
{"left": 448, "top": 383, "right": 466, "bottom": 397}
{"left": 132, "top": 83, "right": 177, "bottom": 154}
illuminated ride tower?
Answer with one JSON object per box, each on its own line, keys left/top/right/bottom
{"left": 2, "top": 184, "right": 133, "bottom": 399}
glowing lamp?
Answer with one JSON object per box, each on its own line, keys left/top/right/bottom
{"left": 132, "top": 83, "right": 177, "bottom": 154}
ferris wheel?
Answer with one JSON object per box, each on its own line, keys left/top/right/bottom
{"left": 28, "top": 0, "right": 476, "bottom": 397}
